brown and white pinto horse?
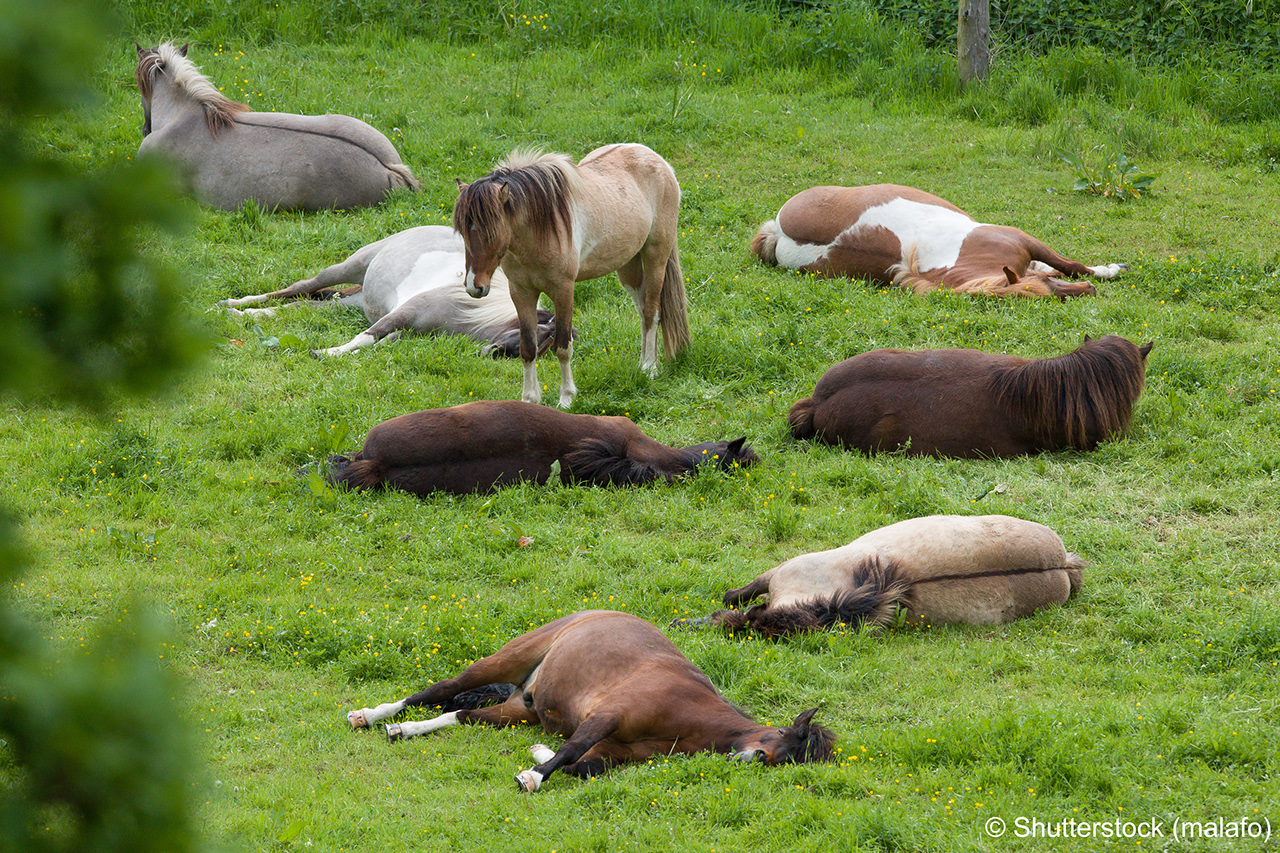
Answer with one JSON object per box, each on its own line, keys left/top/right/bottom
{"left": 454, "top": 144, "right": 690, "bottom": 407}
{"left": 325, "top": 400, "right": 757, "bottom": 497}
{"left": 751, "top": 184, "right": 1124, "bottom": 298}
{"left": 347, "top": 610, "right": 835, "bottom": 790}
{"left": 679, "top": 515, "right": 1084, "bottom": 637}
{"left": 789, "top": 335, "right": 1151, "bottom": 458}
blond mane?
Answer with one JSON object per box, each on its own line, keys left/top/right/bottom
{"left": 136, "top": 43, "right": 249, "bottom": 136}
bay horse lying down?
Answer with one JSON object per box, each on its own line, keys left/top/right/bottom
{"left": 347, "top": 610, "right": 834, "bottom": 790}
{"left": 325, "top": 400, "right": 757, "bottom": 496}
{"left": 135, "top": 44, "right": 417, "bottom": 211}
{"left": 790, "top": 334, "right": 1151, "bottom": 458}
{"left": 680, "top": 515, "right": 1084, "bottom": 637}
{"left": 219, "top": 226, "right": 555, "bottom": 358}
{"left": 751, "top": 184, "right": 1124, "bottom": 298}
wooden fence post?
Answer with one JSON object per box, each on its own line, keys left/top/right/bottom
{"left": 958, "top": 0, "right": 990, "bottom": 85}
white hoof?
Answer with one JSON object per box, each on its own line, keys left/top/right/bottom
{"left": 529, "top": 744, "right": 555, "bottom": 763}
{"left": 515, "top": 769, "right": 544, "bottom": 792}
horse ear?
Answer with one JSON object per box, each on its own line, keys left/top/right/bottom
{"left": 1140, "top": 342, "right": 1153, "bottom": 358}
{"left": 179, "top": 43, "right": 189, "bottom": 56}
{"left": 791, "top": 708, "right": 818, "bottom": 731}
{"left": 1002, "top": 266, "right": 1018, "bottom": 286}
{"left": 1083, "top": 334, "right": 1093, "bottom": 342}
{"left": 497, "top": 181, "right": 511, "bottom": 205}
{"left": 455, "top": 178, "right": 468, "bottom": 193}
{"left": 727, "top": 437, "right": 746, "bottom": 455}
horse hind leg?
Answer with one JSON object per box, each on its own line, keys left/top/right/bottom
{"left": 220, "top": 238, "right": 383, "bottom": 309}
{"left": 619, "top": 254, "right": 660, "bottom": 376}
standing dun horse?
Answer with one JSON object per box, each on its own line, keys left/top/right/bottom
{"left": 219, "top": 226, "right": 556, "bottom": 357}
{"left": 454, "top": 144, "right": 690, "bottom": 407}
{"left": 347, "top": 610, "right": 834, "bottom": 791}
{"left": 751, "top": 184, "right": 1125, "bottom": 298}
{"left": 135, "top": 43, "right": 418, "bottom": 211}
{"left": 789, "top": 335, "right": 1151, "bottom": 458}
{"left": 324, "top": 400, "right": 757, "bottom": 496}
{"left": 678, "top": 515, "right": 1084, "bottom": 637}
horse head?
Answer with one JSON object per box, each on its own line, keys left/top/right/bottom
{"left": 454, "top": 178, "right": 513, "bottom": 299}
{"left": 730, "top": 708, "right": 835, "bottom": 765}
{"left": 686, "top": 437, "right": 759, "bottom": 473}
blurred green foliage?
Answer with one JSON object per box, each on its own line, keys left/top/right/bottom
{"left": 0, "top": 0, "right": 209, "bottom": 851}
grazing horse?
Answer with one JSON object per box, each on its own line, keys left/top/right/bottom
{"left": 325, "top": 400, "right": 757, "bottom": 497}
{"left": 134, "top": 43, "right": 418, "bottom": 211}
{"left": 679, "top": 515, "right": 1084, "bottom": 637}
{"left": 218, "top": 226, "right": 556, "bottom": 357}
{"left": 751, "top": 184, "right": 1124, "bottom": 298}
{"left": 454, "top": 144, "right": 690, "bottom": 407}
{"left": 789, "top": 335, "right": 1152, "bottom": 458}
{"left": 346, "top": 610, "right": 834, "bottom": 790}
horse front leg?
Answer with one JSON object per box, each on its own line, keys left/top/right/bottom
{"left": 507, "top": 286, "right": 545, "bottom": 405}
{"left": 549, "top": 285, "right": 576, "bottom": 408}
{"left": 515, "top": 711, "right": 621, "bottom": 792}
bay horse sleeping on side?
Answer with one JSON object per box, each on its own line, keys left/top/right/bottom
{"left": 135, "top": 43, "right": 417, "bottom": 211}
{"left": 751, "top": 184, "right": 1124, "bottom": 298}
{"left": 325, "top": 400, "right": 757, "bottom": 497}
{"left": 454, "top": 144, "right": 690, "bottom": 407}
{"left": 680, "top": 515, "right": 1084, "bottom": 637}
{"left": 347, "top": 610, "right": 834, "bottom": 790}
{"left": 789, "top": 335, "right": 1151, "bottom": 458}
{"left": 219, "top": 226, "right": 556, "bottom": 358}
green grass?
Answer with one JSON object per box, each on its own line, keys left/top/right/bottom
{"left": 7, "top": 19, "right": 1280, "bottom": 853}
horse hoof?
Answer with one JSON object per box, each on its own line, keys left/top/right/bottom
{"left": 386, "top": 723, "right": 404, "bottom": 742}
{"left": 348, "top": 709, "right": 369, "bottom": 729}
{"left": 529, "top": 744, "right": 555, "bottom": 763}
{"left": 514, "top": 769, "right": 543, "bottom": 792}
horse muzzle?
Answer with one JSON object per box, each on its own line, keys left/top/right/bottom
{"left": 731, "top": 748, "right": 767, "bottom": 764}
{"left": 464, "top": 270, "right": 491, "bottom": 299}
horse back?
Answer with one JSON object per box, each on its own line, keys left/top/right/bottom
{"left": 776, "top": 184, "right": 965, "bottom": 247}
{"left": 805, "top": 349, "right": 1037, "bottom": 457}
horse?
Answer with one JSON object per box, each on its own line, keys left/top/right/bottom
{"left": 677, "top": 515, "right": 1085, "bottom": 637}
{"left": 346, "top": 610, "right": 835, "bottom": 791}
{"left": 453, "top": 144, "right": 690, "bottom": 407}
{"left": 218, "top": 226, "right": 557, "bottom": 358}
{"left": 134, "top": 43, "right": 418, "bottom": 211}
{"left": 789, "top": 335, "right": 1152, "bottom": 458}
{"left": 324, "top": 400, "right": 757, "bottom": 497}
{"left": 750, "top": 184, "right": 1125, "bottom": 298}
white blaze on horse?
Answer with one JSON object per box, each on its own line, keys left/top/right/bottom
{"left": 453, "top": 144, "right": 690, "bottom": 408}
{"left": 751, "top": 184, "right": 1124, "bottom": 299}
{"left": 219, "top": 226, "right": 554, "bottom": 357}
{"left": 678, "top": 515, "right": 1085, "bottom": 637}
{"left": 135, "top": 43, "right": 418, "bottom": 211}
{"left": 347, "top": 610, "right": 834, "bottom": 791}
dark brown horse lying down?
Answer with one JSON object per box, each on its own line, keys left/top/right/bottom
{"left": 790, "top": 335, "right": 1151, "bottom": 458}
{"left": 681, "top": 515, "right": 1084, "bottom": 637}
{"left": 751, "top": 184, "right": 1125, "bottom": 298}
{"left": 347, "top": 610, "right": 835, "bottom": 790}
{"left": 325, "top": 400, "right": 758, "bottom": 496}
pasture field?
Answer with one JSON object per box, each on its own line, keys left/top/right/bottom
{"left": 8, "top": 9, "right": 1280, "bottom": 852}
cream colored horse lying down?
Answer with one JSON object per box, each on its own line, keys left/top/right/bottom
{"left": 679, "top": 515, "right": 1084, "bottom": 637}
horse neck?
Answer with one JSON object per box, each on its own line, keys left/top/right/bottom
{"left": 147, "top": 77, "right": 203, "bottom": 135}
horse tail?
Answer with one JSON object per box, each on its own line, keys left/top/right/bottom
{"left": 750, "top": 220, "right": 780, "bottom": 265}
{"left": 788, "top": 397, "right": 818, "bottom": 440}
{"left": 563, "top": 437, "right": 662, "bottom": 486}
{"left": 386, "top": 162, "right": 420, "bottom": 193}
{"left": 323, "top": 455, "right": 385, "bottom": 491}
{"left": 1064, "top": 553, "right": 1087, "bottom": 597}
{"left": 660, "top": 245, "right": 691, "bottom": 357}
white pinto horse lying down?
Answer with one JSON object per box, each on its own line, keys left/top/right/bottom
{"left": 751, "top": 184, "right": 1125, "bottom": 299}
{"left": 219, "top": 225, "right": 557, "bottom": 357}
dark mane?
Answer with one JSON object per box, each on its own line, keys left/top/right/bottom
{"left": 788, "top": 720, "right": 838, "bottom": 764}
{"left": 453, "top": 151, "right": 576, "bottom": 249}
{"left": 563, "top": 437, "right": 663, "bottom": 486}
{"left": 988, "top": 335, "right": 1149, "bottom": 450}
{"left": 717, "top": 557, "right": 912, "bottom": 638}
